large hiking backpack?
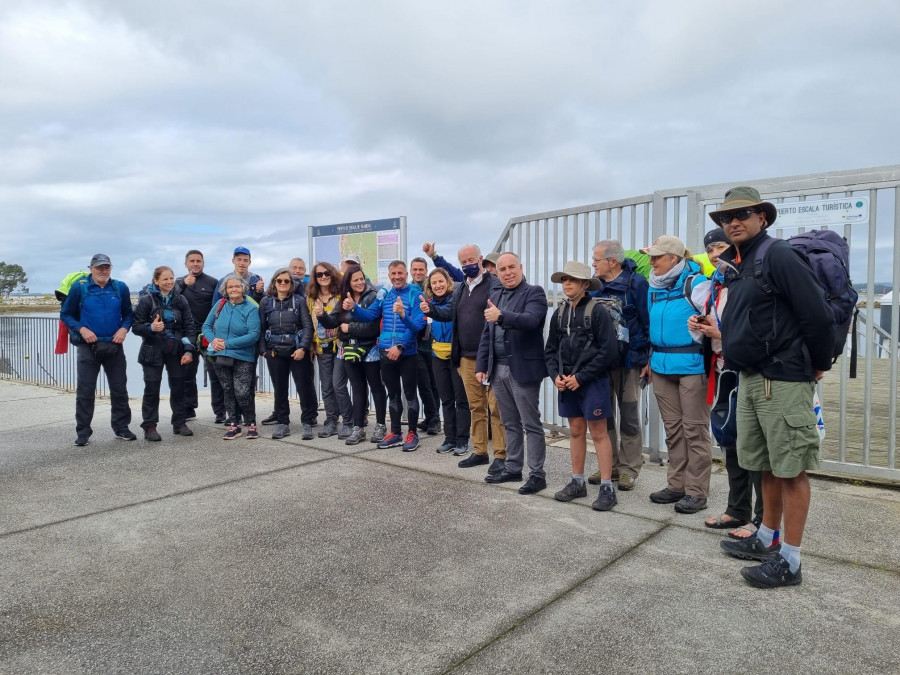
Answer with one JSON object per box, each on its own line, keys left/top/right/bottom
{"left": 746, "top": 230, "right": 859, "bottom": 376}
{"left": 559, "top": 297, "right": 630, "bottom": 365}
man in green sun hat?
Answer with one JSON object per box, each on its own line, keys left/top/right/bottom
{"left": 713, "top": 186, "right": 834, "bottom": 589}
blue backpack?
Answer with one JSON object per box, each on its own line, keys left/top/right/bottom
{"left": 743, "top": 230, "right": 859, "bottom": 376}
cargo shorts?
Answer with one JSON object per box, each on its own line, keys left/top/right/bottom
{"left": 736, "top": 372, "right": 820, "bottom": 478}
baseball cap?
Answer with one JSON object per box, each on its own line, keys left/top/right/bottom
{"left": 343, "top": 254, "right": 361, "bottom": 265}
{"left": 89, "top": 254, "right": 112, "bottom": 267}
{"left": 233, "top": 246, "right": 251, "bottom": 256}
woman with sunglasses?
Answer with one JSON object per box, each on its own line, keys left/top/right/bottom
{"left": 641, "top": 235, "right": 713, "bottom": 515}
{"left": 308, "top": 262, "right": 352, "bottom": 439}
{"left": 319, "top": 264, "right": 387, "bottom": 445}
{"left": 423, "top": 268, "right": 470, "bottom": 455}
{"left": 258, "top": 268, "right": 314, "bottom": 440}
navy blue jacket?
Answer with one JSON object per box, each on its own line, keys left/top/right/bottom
{"left": 476, "top": 279, "right": 549, "bottom": 384}
{"left": 592, "top": 258, "right": 650, "bottom": 369}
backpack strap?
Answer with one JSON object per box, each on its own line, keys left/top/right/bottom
{"left": 682, "top": 273, "right": 702, "bottom": 313}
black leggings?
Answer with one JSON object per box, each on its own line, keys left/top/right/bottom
{"left": 380, "top": 353, "right": 418, "bottom": 434}
{"left": 433, "top": 355, "right": 470, "bottom": 444}
{"left": 345, "top": 360, "right": 387, "bottom": 428}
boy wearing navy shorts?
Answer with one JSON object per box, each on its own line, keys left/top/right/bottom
{"left": 544, "top": 261, "right": 622, "bottom": 511}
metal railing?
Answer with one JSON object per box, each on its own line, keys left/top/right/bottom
{"left": 493, "top": 165, "right": 900, "bottom": 481}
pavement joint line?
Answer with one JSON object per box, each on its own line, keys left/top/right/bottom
{"left": 0, "top": 453, "right": 344, "bottom": 540}
{"left": 341, "top": 451, "right": 900, "bottom": 577}
{"left": 440, "top": 523, "right": 672, "bottom": 674}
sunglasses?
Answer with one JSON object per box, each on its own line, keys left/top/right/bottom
{"left": 275, "top": 278, "right": 292, "bottom": 285}
{"left": 315, "top": 271, "right": 331, "bottom": 278}
{"left": 715, "top": 208, "right": 758, "bottom": 226}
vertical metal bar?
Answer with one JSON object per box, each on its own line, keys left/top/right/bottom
{"left": 673, "top": 196, "right": 680, "bottom": 240}
{"left": 890, "top": 187, "right": 900, "bottom": 469}
{"left": 686, "top": 191, "right": 701, "bottom": 254}
{"left": 605, "top": 209, "right": 611, "bottom": 240}
{"left": 862, "top": 189, "right": 877, "bottom": 466}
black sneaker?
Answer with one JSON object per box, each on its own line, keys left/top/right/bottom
{"left": 674, "top": 495, "right": 708, "bottom": 514}
{"left": 649, "top": 488, "right": 685, "bottom": 504}
{"left": 74, "top": 435, "right": 90, "bottom": 447}
{"left": 301, "top": 423, "right": 314, "bottom": 440}
{"left": 261, "top": 413, "right": 278, "bottom": 425}
{"left": 721, "top": 533, "right": 781, "bottom": 562}
{"left": 426, "top": 420, "right": 441, "bottom": 436}
{"left": 592, "top": 484, "right": 618, "bottom": 511}
{"left": 115, "top": 428, "right": 137, "bottom": 441}
{"left": 436, "top": 439, "right": 456, "bottom": 454}
{"left": 554, "top": 479, "right": 588, "bottom": 502}
{"left": 214, "top": 413, "right": 227, "bottom": 424}
{"left": 487, "top": 458, "right": 505, "bottom": 475}
{"left": 459, "top": 453, "right": 490, "bottom": 468}
{"left": 741, "top": 556, "right": 802, "bottom": 588}
{"left": 518, "top": 475, "right": 546, "bottom": 495}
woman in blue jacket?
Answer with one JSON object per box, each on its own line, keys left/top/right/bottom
{"left": 203, "top": 274, "right": 261, "bottom": 440}
{"left": 425, "top": 268, "right": 470, "bottom": 456}
{"left": 642, "top": 235, "right": 713, "bottom": 514}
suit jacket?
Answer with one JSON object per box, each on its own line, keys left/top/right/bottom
{"left": 476, "top": 279, "right": 549, "bottom": 384}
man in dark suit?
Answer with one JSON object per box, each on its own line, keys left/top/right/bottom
{"left": 476, "top": 252, "right": 549, "bottom": 494}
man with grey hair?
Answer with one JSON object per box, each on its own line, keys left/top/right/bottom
{"left": 422, "top": 243, "right": 507, "bottom": 471}
{"left": 589, "top": 239, "right": 651, "bottom": 491}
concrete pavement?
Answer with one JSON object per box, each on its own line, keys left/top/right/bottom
{"left": 0, "top": 380, "right": 898, "bottom": 673}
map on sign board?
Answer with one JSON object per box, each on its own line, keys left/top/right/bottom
{"left": 774, "top": 196, "right": 869, "bottom": 230}
{"left": 310, "top": 218, "right": 404, "bottom": 286}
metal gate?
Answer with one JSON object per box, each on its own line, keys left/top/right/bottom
{"left": 492, "top": 165, "right": 900, "bottom": 481}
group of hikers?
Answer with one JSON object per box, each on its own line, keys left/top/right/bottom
{"left": 59, "top": 186, "right": 848, "bottom": 589}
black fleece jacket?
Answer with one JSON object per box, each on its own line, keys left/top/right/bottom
{"left": 719, "top": 230, "right": 834, "bottom": 381}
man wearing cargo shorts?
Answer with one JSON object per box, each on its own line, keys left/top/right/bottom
{"left": 713, "top": 186, "right": 835, "bottom": 588}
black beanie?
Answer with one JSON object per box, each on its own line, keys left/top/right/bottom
{"left": 703, "top": 227, "right": 730, "bottom": 249}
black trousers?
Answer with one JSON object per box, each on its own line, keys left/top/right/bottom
{"left": 345, "top": 360, "right": 387, "bottom": 428}
{"left": 292, "top": 351, "right": 319, "bottom": 425}
{"left": 381, "top": 353, "right": 418, "bottom": 434}
{"left": 264, "top": 353, "right": 318, "bottom": 425}
{"left": 432, "top": 356, "right": 470, "bottom": 444}
{"left": 723, "top": 444, "right": 764, "bottom": 523}
{"left": 416, "top": 350, "right": 441, "bottom": 424}
{"left": 141, "top": 353, "right": 188, "bottom": 429}
{"left": 183, "top": 356, "right": 225, "bottom": 416}
{"left": 75, "top": 342, "right": 131, "bottom": 437}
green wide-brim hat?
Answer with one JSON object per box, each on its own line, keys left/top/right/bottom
{"left": 709, "top": 186, "right": 777, "bottom": 228}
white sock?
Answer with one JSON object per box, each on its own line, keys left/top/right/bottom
{"left": 572, "top": 474, "right": 585, "bottom": 485}
{"left": 757, "top": 525, "right": 779, "bottom": 548}
{"left": 780, "top": 543, "right": 801, "bottom": 573}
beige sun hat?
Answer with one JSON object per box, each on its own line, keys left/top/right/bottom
{"left": 550, "top": 261, "right": 601, "bottom": 291}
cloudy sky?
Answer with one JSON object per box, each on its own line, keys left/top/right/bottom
{"left": 2, "top": 0, "right": 899, "bottom": 292}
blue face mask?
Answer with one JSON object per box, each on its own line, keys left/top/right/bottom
{"left": 462, "top": 263, "right": 481, "bottom": 278}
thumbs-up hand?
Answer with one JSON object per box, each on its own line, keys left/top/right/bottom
{"left": 419, "top": 294, "right": 430, "bottom": 314}
{"left": 255, "top": 277, "right": 264, "bottom": 293}
{"left": 342, "top": 292, "right": 355, "bottom": 311}
{"left": 484, "top": 298, "right": 501, "bottom": 323}
{"left": 151, "top": 313, "right": 164, "bottom": 332}
{"left": 422, "top": 242, "right": 436, "bottom": 258}
{"left": 393, "top": 297, "right": 405, "bottom": 318}
{"left": 314, "top": 298, "right": 324, "bottom": 316}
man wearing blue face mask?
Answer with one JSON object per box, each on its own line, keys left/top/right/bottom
{"left": 422, "top": 244, "right": 507, "bottom": 474}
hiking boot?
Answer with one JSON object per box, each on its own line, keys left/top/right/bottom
{"left": 338, "top": 423, "right": 353, "bottom": 440}
{"left": 674, "top": 495, "right": 708, "bottom": 514}
{"left": 458, "top": 453, "right": 490, "bottom": 468}
{"left": 245, "top": 425, "right": 259, "bottom": 439}
{"left": 115, "top": 428, "right": 137, "bottom": 441}
{"left": 453, "top": 441, "right": 469, "bottom": 457}
{"left": 649, "top": 488, "right": 686, "bottom": 504}
{"left": 223, "top": 426, "right": 242, "bottom": 440}
{"left": 402, "top": 431, "right": 420, "bottom": 452}
{"left": 318, "top": 421, "right": 338, "bottom": 438}
{"left": 592, "top": 484, "right": 618, "bottom": 511}
{"left": 554, "top": 479, "right": 588, "bottom": 502}
{"left": 426, "top": 420, "right": 441, "bottom": 436}
{"left": 261, "top": 413, "right": 278, "bottom": 425}
{"left": 345, "top": 426, "right": 366, "bottom": 445}
{"left": 301, "top": 423, "right": 314, "bottom": 440}
{"left": 740, "top": 557, "right": 802, "bottom": 589}
{"left": 272, "top": 423, "right": 290, "bottom": 440}
{"left": 588, "top": 468, "right": 610, "bottom": 485}
{"left": 436, "top": 439, "right": 456, "bottom": 454}
{"left": 377, "top": 432, "right": 403, "bottom": 449}
{"left": 720, "top": 533, "right": 781, "bottom": 562}
{"left": 74, "top": 435, "right": 90, "bottom": 447}
{"left": 173, "top": 424, "right": 193, "bottom": 437}
{"left": 143, "top": 426, "right": 162, "bottom": 442}
{"left": 617, "top": 474, "right": 635, "bottom": 491}
{"left": 214, "top": 413, "right": 227, "bottom": 424}
{"left": 369, "top": 423, "right": 387, "bottom": 443}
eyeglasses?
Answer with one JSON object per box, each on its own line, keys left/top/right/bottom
{"left": 591, "top": 257, "right": 613, "bottom": 264}
{"left": 315, "top": 271, "right": 331, "bottom": 278}
{"left": 275, "top": 278, "right": 292, "bottom": 285}
{"left": 715, "top": 208, "right": 758, "bottom": 226}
